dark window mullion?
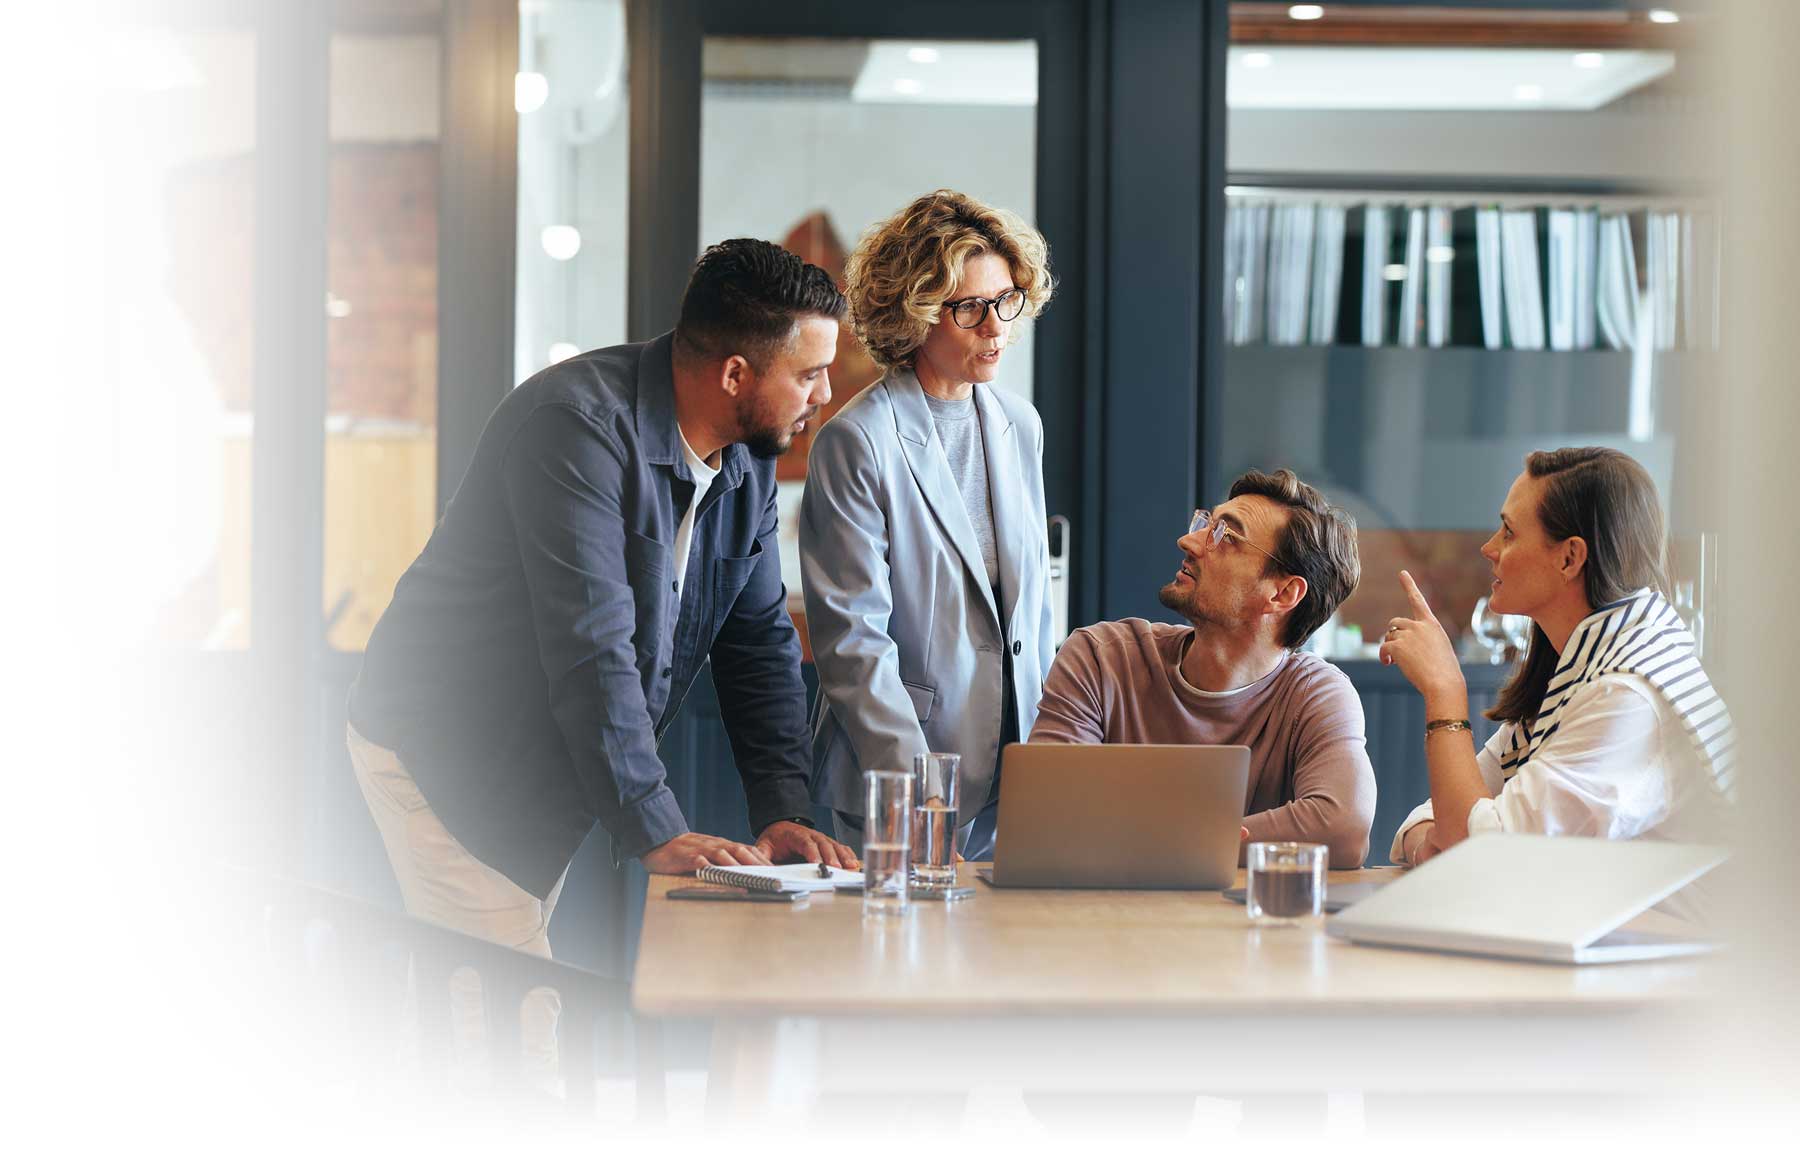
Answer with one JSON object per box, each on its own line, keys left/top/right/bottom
{"left": 438, "top": 0, "right": 520, "bottom": 509}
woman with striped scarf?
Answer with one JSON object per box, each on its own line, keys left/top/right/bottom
{"left": 1379, "top": 447, "right": 1733, "bottom": 869}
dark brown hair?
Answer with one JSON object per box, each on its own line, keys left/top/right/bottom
{"left": 1488, "top": 447, "right": 1670, "bottom": 725}
{"left": 1228, "top": 468, "right": 1360, "bottom": 649}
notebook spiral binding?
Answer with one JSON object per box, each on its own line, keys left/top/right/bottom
{"left": 695, "top": 865, "right": 787, "bottom": 891}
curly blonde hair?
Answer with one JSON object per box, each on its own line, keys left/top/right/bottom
{"left": 844, "top": 190, "right": 1054, "bottom": 370}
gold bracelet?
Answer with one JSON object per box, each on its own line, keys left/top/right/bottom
{"left": 1425, "top": 718, "right": 1472, "bottom": 737}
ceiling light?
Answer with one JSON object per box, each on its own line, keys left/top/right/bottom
{"left": 1226, "top": 46, "right": 1677, "bottom": 112}
{"left": 1425, "top": 245, "right": 1456, "bottom": 264}
{"left": 541, "top": 225, "right": 582, "bottom": 261}
{"left": 852, "top": 41, "right": 1036, "bottom": 106}
{"left": 1288, "top": 5, "right": 1324, "bottom": 21}
{"left": 1242, "top": 52, "right": 1274, "bottom": 69}
{"left": 325, "top": 292, "right": 352, "bottom": 319}
{"left": 515, "top": 71, "right": 548, "bottom": 114}
{"left": 1647, "top": 9, "right": 1679, "bottom": 24}
{"left": 1573, "top": 52, "right": 1605, "bottom": 69}
{"left": 906, "top": 46, "right": 940, "bottom": 65}
{"left": 1383, "top": 263, "right": 1407, "bottom": 281}
{"left": 548, "top": 343, "right": 580, "bottom": 364}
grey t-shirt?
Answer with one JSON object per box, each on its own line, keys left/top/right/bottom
{"left": 923, "top": 389, "right": 1000, "bottom": 591}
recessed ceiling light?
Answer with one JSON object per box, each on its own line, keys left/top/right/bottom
{"left": 906, "top": 46, "right": 940, "bottom": 65}
{"left": 1288, "top": 4, "right": 1324, "bottom": 20}
{"left": 325, "top": 292, "right": 353, "bottom": 319}
{"left": 1648, "top": 9, "right": 1680, "bottom": 24}
{"left": 1573, "top": 52, "right": 1605, "bottom": 69}
{"left": 892, "top": 77, "right": 923, "bottom": 95}
{"left": 541, "top": 225, "right": 582, "bottom": 261}
{"left": 514, "top": 71, "right": 548, "bottom": 114}
{"left": 1383, "top": 263, "right": 1407, "bottom": 281}
{"left": 1514, "top": 83, "right": 1545, "bottom": 102}
{"left": 1425, "top": 245, "right": 1456, "bottom": 264}
{"left": 1242, "top": 52, "right": 1274, "bottom": 69}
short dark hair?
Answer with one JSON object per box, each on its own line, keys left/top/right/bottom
{"left": 674, "top": 238, "right": 846, "bottom": 365}
{"left": 1228, "top": 468, "right": 1360, "bottom": 649}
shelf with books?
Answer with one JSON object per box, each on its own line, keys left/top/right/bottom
{"left": 1223, "top": 187, "right": 1718, "bottom": 355}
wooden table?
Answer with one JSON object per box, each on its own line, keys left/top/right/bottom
{"left": 633, "top": 865, "right": 1714, "bottom": 1124}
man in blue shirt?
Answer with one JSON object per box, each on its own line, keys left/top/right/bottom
{"left": 347, "top": 240, "right": 857, "bottom": 974}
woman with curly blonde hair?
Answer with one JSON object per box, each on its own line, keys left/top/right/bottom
{"left": 798, "top": 190, "right": 1056, "bottom": 861}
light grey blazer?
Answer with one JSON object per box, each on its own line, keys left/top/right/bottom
{"left": 799, "top": 366, "right": 1056, "bottom": 825}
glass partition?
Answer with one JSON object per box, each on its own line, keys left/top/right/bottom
{"left": 1219, "top": 4, "right": 1712, "bottom": 659}
{"left": 514, "top": 0, "right": 629, "bottom": 380}
{"left": 699, "top": 36, "right": 1040, "bottom": 622}
{"left": 324, "top": 12, "right": 444, "bottom": 652}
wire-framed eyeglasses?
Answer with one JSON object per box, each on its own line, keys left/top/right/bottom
{"left": 1187, "top": 508, "right": 1284, "bottom": 569}
{"left": 946, "top": 287, "right": 1026, "bottom": 329}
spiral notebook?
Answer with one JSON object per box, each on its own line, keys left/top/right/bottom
{"left": 693, "top": 863, "right": 863, "bottom": 893}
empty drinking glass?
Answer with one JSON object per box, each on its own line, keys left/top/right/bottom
{"left": 862, "top": 770, "right": 913, "bottom": 917}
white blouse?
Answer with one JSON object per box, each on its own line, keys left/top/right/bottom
{"left": 1390, "top": 672, "right": 1728, "bottom": 864}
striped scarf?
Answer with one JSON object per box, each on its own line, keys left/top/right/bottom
{"left": 1499, "top": 588, "right": 1736, "bottom": 800}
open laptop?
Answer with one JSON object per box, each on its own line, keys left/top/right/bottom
{"left": 1326, "top": 833, "right": 1727, "bottom": 964}
{"left": 976, "top": 743, "right": 1249, "bottom": 889}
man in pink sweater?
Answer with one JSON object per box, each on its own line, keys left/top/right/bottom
{"left": 1031, "top": 468, "right": 1375, "bottom": 867}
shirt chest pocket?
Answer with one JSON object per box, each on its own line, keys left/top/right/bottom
{"left": 711, "top": 537, "right": 765, "bottom": 619}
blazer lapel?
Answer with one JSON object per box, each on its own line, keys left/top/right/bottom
{"left": 888, "top": 369, "right": 1000, "bottom": 625}
{"left": 974, "top": 384, "right": 1026, "bottom": 637}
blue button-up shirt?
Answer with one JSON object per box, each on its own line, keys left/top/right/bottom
{"left": 350, "top": 333, "right": 813, "bottom": 897}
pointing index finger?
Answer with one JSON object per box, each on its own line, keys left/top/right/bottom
{"left": 1399, "top": 569, "right": 1436, "bottom": 621}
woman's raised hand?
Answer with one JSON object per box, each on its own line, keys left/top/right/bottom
{"left": 1378, "top": 570, "right": 1467, "bottom": 708}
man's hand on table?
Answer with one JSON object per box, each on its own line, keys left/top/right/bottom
{"left": 641, "top": 832, "right": 772, "bottom": 874}
{"left": 755, "top": 820, "right": 861, "bottom": 869}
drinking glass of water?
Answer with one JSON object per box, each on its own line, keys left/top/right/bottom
{"left": 912, "top": 752, "right": 961, "bottom": 889}
{"left": 862, "top": 770, "right": 913, "bottom": 917}
{"left": 1246, "top": 842, "right": 1327, "bottom": 927}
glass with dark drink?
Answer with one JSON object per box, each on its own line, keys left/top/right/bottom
{"left": 1246, "top": 842, "right": 1327, "bottom": 926}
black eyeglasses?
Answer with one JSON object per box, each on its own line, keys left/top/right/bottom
{"left": 946, "top": 287, "right": 1026, "bottom": 329}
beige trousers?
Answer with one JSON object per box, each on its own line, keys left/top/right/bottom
{"left": 346, "top": 722, "right": 569, "bottom": 1092}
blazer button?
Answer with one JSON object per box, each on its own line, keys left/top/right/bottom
{"left": 662, "top": 666, "right": 673, "bottom": 678}
{"left": 1012, "top": 640, "right": 1022, "bottom": 656}
{"left": 671, "top": 581, "right": 678, "bottom": 593}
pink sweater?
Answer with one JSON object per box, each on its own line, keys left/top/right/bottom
{"left": 1029, "top": 619, "right": 1376, "bottom": 868}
